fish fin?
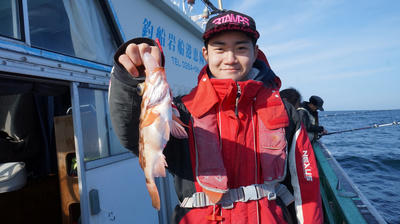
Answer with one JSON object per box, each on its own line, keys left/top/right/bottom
{"left": 172, "top": 105, "right": 180, "bottom": 117}
{"left": 172, "top": 113, "right": 189, "bottom": 128}
{"left": 203, "top": 188, "right": 224, "bottom": 204}
{"left": 138, "top": 138, "right": 146, "bottom": 170}
{"left": 163, "top": 119, "right": 171, "bottom": 141}
{"left": 170, "top": 117, "right": 188, "bottom": 139}
{"left": 139, "top": 151, "right": 145, "bottom": 170}
{"left": 141, "top": 111, "right": 160, "bottom": 128}
{"left": 146, "top": 181, "right": 161, "bottom": 210}
{"left": 153, "top": 154, "right": 168, "bottom": 177}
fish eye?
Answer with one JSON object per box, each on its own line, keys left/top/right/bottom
{"left": 137, "top": 83, "right": 145, "bottom": 96}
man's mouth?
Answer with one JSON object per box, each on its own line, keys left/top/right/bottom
{"left": 222, "top": 68, "right": 239, "bottom": 72}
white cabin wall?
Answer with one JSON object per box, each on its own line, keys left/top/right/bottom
{"left": 85, "top": 157, "right": 158, "bottom": 223}
{"left": 110, "top": 0, "right": 205, "bottom": 95}
{"left": 0, "top": 1, "right": 208, "bottom": 223}
{"left": 81, "top": 1, "right": 206, "bottom": 223}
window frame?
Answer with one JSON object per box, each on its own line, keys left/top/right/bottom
{"left": 0, "top": 0, "right": 24, "bottom": 41}
{"left": 1, "top": 0, "right": 124, "bottom": 66}
{"left": 0, "top": 0, "right": 132, "bottom": 169}
{"left": 76, "top": 83, "right": 134, "bottom": 170}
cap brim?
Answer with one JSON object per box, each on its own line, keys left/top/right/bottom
{"left": 318, "top": 106, "right": 324, "bottom": 111}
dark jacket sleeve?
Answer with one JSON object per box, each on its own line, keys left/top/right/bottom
{"left": 108, "top": 38, "right": 161, "bottom": 155}
{"left": 298, "top": 109, "right": 324, "bottom": 133}
{"left": 282, "top": 100, "right": 324, "bottom": 223}
{"left": 282, "top": 100, "right": 299, "bottom": 149}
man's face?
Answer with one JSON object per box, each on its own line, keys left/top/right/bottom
{"left": 309, "top": 103, "right": 318, "bottom": 111}
{"left": 202, "top": 31, "right": 258, "bottom": 81}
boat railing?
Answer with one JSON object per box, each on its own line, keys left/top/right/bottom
{"left": 313, "top": 141, "right": 387, "bottom": 224}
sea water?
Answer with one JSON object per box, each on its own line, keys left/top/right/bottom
{"left": 319, "top": 109, "right": 400, "bottom": 224}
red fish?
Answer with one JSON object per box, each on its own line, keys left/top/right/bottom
{"left": 138, "top": 53, "right": 187, "bottom": 210}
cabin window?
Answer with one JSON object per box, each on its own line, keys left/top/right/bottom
{"left": 27, "top": 0, "right": 118, "bottom": 65}
{"left": 0, "top": 0, "right": 22, "bottom": 40}
{"left": 78, "top": 87, "right": 128, "bottom": 161}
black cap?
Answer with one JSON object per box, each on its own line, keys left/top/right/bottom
{"left": 309, "top": 95, "right": 324, "bottom": 111}
{"left": 203, "top": 10, "right": 259, "bottom": 42}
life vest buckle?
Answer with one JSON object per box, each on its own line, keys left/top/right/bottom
{"left": 267, "top": 192, "right": 276, "bottom": 200}
{"left": 240, "top": 185, "right": 259, "bottom": 202}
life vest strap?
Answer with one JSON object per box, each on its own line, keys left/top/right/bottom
{"left": 180, "top": 183, "right": 294, "bottom": 209}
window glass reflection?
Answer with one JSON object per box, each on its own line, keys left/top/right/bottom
{"left": 78, "top": 88, "right": 108, "bottom": 161}
{"left": 78, "top": 88, "right": 128, "bottom": 161}
{"left": 28, "top": 0, "right": 117, "bottom": 65}
{"left": 0, "top": 0, "right": 21, "bottom": 39}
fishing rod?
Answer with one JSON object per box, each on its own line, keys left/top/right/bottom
{"left": 322, "top": 121, "right": 400, "bottom": 136}
{"left": 201, "top": 0, "right": 224, "bottom": 15}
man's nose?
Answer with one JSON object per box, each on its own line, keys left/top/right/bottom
{"left": 224, "top": 51, "right": 237, "bottom": 64}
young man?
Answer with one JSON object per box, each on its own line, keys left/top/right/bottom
{"left": 109, "top": 10, "right": 323, "bottom": 224}
{"left": 298, "top": 95, "right": 327, "bottom": 142}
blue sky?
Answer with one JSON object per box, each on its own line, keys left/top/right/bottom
{"left": 189, "top": 0, "right": 400, "bottom": 111}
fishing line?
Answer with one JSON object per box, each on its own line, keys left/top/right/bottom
{"left": 321, "top": 121, "right": 400, "bottom": 136}
{"left": 320, "top": 111, "right": 358, "bottom": 118}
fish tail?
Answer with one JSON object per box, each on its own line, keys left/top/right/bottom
{"left": 146, "top": 181, "right": 161, "bottom": 210}
{"left": 153, "top": 154, "right": 168, "bottom": 177}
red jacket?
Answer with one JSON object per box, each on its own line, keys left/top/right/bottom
{"left": 179, "top": 66, "right": 322, "bottom": 223}
{"left": 108, "top": 38, "right": 323, "bottom": 224}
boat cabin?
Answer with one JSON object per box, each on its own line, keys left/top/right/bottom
{"left": 0, "top": 0, "right": 204, "bottom": 223}
{"left": 1, "top": 1, "right": 389, "bottom": 224}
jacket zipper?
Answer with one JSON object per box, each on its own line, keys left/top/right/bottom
{"left": 235, "top": 82, "right": 241, "bottom": 117}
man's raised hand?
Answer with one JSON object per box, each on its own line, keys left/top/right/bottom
{"left": 118, "top": 43, "right": 161, "bottom": 77}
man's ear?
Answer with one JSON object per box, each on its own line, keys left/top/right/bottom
{"left": 202, "top": 46, "right": 208, "bottom": 63}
